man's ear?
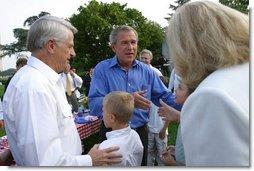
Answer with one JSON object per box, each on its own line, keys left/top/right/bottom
{"left": 45, "top": 39, "right": 56, "bottom": 54}
{"left": 111, "top": 44, "right": 116, "bottom": 53}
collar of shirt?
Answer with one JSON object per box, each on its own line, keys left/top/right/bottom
{"left": 109, "top": 56, "right": 140, "bottom": 69}
{"left": 27, "top": 56, "right": 60, "bottom": 85}
{"left": 106, "top": 125, "right": 131, "bottom": 139}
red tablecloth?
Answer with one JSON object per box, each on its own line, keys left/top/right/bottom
{"left": 0, "top": 136, "right": 14, "bottom": 166}
{"left": 76, "top": 118, "right": 101, "bottom": 140}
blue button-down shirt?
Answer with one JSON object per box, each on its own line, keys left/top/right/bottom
{"left": 88, "top": 56, "right": 182, "bottom": 128}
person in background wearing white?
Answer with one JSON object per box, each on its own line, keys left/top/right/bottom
{"left": 71, "top": 67, "right": 82, "bottom": 100}
{"left": 167, "top": 1, "right": 249, "bottom": 166}
{"left": 139, "top": 49, "right": 163, "bottom": 78}
{"left": 60, "top": 63, "right": 83, "bottom": 114}
{"left": 140, "top": 49, "right": 169, "bottom": 166}
{"left": 3, "top": 16, "right": 122, "bottom": 166}
{"left": 99, "top": 91, "right": 143, "bottom": 166}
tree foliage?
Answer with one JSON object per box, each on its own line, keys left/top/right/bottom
{"left": 219, "top": 0, "right": 249, "bottom": 13}
{"left": 23, "top": 11, "right": 50, "bottom": 27}
{"left": 0, "top": 28, "right": 28, "bottom": 57}
{"left": 1, "top": 2, "right": 164, "bottom": 74}
{"left": 166, "top": 0, "right": 248, "bottom": 20}
{"left": 69, "top": 0, "right": 164, "bottom": 72}
{"left": 166, "top": 0, "right": 190, "bottom": 20}
{"left": 0, "top": 11, "right": 50, "bottom": 57}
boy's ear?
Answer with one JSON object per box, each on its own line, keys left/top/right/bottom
{"left": 110, "top": 113, "right": 116, "bottom": 122}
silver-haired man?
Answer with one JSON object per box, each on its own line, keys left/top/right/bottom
{"left": 3, "top": 16, "right": 122, "bottom": 166}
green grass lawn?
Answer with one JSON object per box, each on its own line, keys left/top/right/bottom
{"left": 168, "top": 123, "right": 179, "bottom": 145}
{"left": 0, "top": 84, "right": 4, "bottom": 100}
{"left": 0, "top": 128, "right": 5, "bottom": 137}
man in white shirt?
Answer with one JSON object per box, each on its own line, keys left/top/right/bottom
{"left": 99, "top": 91, "right": 143, "bottom": 166}
{"left": 3, "top": 16, "right": 121, "bottom": 166}
{"left": 60, "top": 63, "right": 83, "bottom": 114}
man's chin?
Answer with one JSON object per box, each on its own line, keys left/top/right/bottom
{"left": 125, "top": 55, "right": 135, "bottom": 60}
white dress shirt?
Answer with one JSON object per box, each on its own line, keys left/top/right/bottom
{"left": 149, "top": 65, "right": 163, "bottom": 77}
{"left": 181, "top": 63, "right": 249, "bottom": 166}
{"left": 3, "top": 56, "right": 92, "bottom": 166}
{"left": 99, "top": 126, "right": 143, "bottom": 166}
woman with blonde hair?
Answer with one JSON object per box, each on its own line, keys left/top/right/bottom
{"left": 167, "top": 1, "right": 249, "bottom": 166}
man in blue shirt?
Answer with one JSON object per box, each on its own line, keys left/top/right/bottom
{"left": 88, "top": 25, "right": 181, "bottom": 166}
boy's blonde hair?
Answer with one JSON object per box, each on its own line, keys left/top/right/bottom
{"left": 167, "top": 1, "right": 249, "bottom": 91}
{"left": 103, "top": 91, "right": 134, "bottom": 124}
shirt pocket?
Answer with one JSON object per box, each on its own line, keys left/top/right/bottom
{"left": 140, "top": 83, "right": 151, "bottom": 99}
{"left": 58, "top": 104, "right": 74, "bottom": 137}
{"left": 57, "top": 103, "right": 73, "bottom": 126}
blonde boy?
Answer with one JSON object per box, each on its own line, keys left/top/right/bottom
{"left": 99, "top": 91, "right": 143, "bottom": 166}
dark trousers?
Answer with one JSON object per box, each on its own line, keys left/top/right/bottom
{"left": 99, "top": 121, "right": 148, "bottom": 166}
{"left": 66, "top": 92, "right": 79, "bottom": 113}
{"left": 134, "top": 124, "right": 148, "bottom": 166}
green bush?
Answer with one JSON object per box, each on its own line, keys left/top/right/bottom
{"left": 168, "top": 122, "right": 179, "bottom": 145}
{"left": 0, "top": 128, "right": 5, "bottom": 137}
{"left": 0, "top": 84, "right": 5, "bottom": 99}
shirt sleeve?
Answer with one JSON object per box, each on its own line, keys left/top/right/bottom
{"left": 0, "top": 114, "right": 2, "bottom": 120}
{"left": 150, "top": 72, "right": 182, "bottom": 111}
{"left": 181, "top": 87, "right": 249, "bottom": 166}
{"left": 151, "top": 66, "right": 163, "bottom": 77}
{"left": 88, "top": 65, "right": 108, "bottom": 118}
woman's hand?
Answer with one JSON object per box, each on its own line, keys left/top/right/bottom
{"left": 158, "top": 99, "right": 180, "bottom": 122}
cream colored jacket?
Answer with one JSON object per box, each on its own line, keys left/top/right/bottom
{"left": 181, "top": 63, "right": 249, "bottom": 166}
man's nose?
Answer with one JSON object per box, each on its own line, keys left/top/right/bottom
{"left": 70, "top": 49, "right": 76, "bottom": 58}
{"left": 126, "top": 42, "right": 134, "bottom": 49}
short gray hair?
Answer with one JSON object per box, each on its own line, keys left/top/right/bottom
{"left": 140, "top": 49, "right": 153, "bottom": 59}
{"left": 109, "top": 25, "right": 138, "bottom": 45}
{"left": 26, "top": 16, "right": 78, "bottom": 51}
